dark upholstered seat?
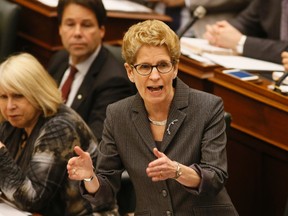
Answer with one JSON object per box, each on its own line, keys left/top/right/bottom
{"left": 0, "top": 0, "right": 21, "bottom": 63}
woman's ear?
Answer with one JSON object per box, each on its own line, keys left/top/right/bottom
{"left": 124, "top": 63, "right": 134, "bottom": 83}
{"left": 173, "top": 63, "right": 178, "bottom": 79}
{"left": 129, "top": 76, "right": 135, "bottom": 83}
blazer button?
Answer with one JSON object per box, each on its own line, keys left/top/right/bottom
{"left": 77, "top": 94, "right": 82, "bottom": 100}
{"left": 166, "top": 210, "right": 172, "bottom": 216}
{"left": 161, "top": 189, "right": 168, "bottom": 197}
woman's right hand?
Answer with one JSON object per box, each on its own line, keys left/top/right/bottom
{"left": 68, "top": 146, "right": 100, "bottom": 194}
{"left": 67, "top": 146, "right": 94, "bottom": 181}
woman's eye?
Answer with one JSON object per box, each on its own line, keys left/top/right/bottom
{"left": 0, "top": 95, "right": 7, "bottom": 99}
{"left": 140, "top": 64, "right": 151, "bottom": 70}
{"left": 13, "top": 94, "right": 23, "bottom": 99}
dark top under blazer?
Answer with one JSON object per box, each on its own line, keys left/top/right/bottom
{"left": 47, "top": 46, "right": 134, "bottom": 141}
{"left": 229, "top": 0, "right": 288, "bottom": 64}
{"left": 83, "top": 78, "right": 238, "bottom": 216}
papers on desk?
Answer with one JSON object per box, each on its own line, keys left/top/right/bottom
{"left": 180, "top": 37, "right": 285, "bottom": 72}
{"left": 272, "top": 71, "right": 288, "bottom": 85}
{"left": 0, "top": 195, "right": 32, "bottom": 216}
{"left": 0, "top": 203, "right": 31, "bottom": 216}
{"left": 267, "top": 84, "right": 288, "bottom": 93}
{"left": 37, "top": 0, "right": 153, "bottom": 13}
{"left": 203, "top": 53, "right": 285, "bottom": 71}
{"left": 181, "top": 37, "right": 235, "bottom": 56}
{"left": 37, "top": 0, "right": 58, "bottom": 7}
{"left": 181, "top": 46, "right": 216, "bottom": 65}
{"left": 103, "top": 0, "right": 152, "bottom": 13}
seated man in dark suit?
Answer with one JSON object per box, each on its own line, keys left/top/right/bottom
{"left": 204, "top": 0, "right": 288, "bottom": 64}
{"left": 47, "top": 0, "right": 135, "bottom": 141}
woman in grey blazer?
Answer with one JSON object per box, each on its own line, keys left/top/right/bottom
{"left": 67, "top": 19, "right": 238, "bottom": 216}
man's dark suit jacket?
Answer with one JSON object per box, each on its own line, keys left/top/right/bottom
{"left": 47, "top": 46, "right": 135, "bottom": 141}
{"left": 229, "top": 0, "right": 288, "bottom": 64}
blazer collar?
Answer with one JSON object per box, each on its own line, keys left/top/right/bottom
{"left": 131, "top": 78, "right": 189, "bottom": 153}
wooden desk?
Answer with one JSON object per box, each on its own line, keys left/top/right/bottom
{"left": 10, "top": 0, "right": 171, "bottom": 66}
{"left": 208, "top": 70, "right": 288, "bottom": 216}
{"left": 177, "top": 55, "right": 288, "bottom": 216}
{"left": 178, "top": 54, "right": 222, "bottom": 92}
{"left": 210, "top": 70, "right": 288, "bottom": 151}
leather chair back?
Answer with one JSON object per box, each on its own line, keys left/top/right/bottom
{"left": 284, "top": 197, "right": 288, "bottom": 216}
{"left": 0, "top": 0, "right": 21, "bottom": 63}
{"left": 104, "top": 43, "right": 124, "bottom": 65}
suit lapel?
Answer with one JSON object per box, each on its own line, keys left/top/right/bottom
{"left": 54, "top": 62, "right": 69, "bottom": 86}
{"left": 70, "top": 74, "right": 92, "bottom": 110}
{"left": 71, "top": 47, "right": 107, "bottom": 110}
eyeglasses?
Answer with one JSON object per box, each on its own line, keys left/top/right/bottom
{"left": 131, "top": 61, "right": 175, "bottom": 76}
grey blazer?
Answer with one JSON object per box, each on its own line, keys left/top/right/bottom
{"left": 84, "top": 78, "right": 238, "bottom": 216}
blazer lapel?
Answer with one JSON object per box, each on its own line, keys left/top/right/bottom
{"left": 132, "top": 94, "right": 156, "bottom": 153}
{"left": 160, "top": 105, "right": 186, "bottom": 152}
{"left": 161, "top": 79, "right": 189, "bottom": 152}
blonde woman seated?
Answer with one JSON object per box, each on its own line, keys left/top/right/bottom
{"left": 0, "top": 53, "right": 118, "bottom": 215}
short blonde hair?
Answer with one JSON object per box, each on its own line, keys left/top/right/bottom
{"left": 0, "top": 53, "right": 62, "bottom": 122}
{"left": 122, "top": 19, "right": 181, "bottom": 65}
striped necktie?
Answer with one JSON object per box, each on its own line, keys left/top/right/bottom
{"left": 61, "top": 65, "right": 78, "bottom": 103}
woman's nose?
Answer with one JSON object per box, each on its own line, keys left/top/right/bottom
{"left": 7, "top": 98, "right": 16, "bottom": 110}
{"left": 149, "top": 67, "right": 161, "bottom": 79}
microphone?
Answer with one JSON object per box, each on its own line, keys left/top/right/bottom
{"left": 273, "top": 71, "right": 288, "bottom": 95}
{"left": 177, "top": 6, "right": 206, "bottom": 38}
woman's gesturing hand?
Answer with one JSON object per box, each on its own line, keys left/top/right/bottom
{"left": 67, "top": 146, "right": 94, "bottom": 180}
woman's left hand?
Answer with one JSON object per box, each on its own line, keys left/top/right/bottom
{"left": 146, "top": 148, "right": 179, "bottom": 181}
{"left": 0, "top": 142, "right": 5, "bottom": 148}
